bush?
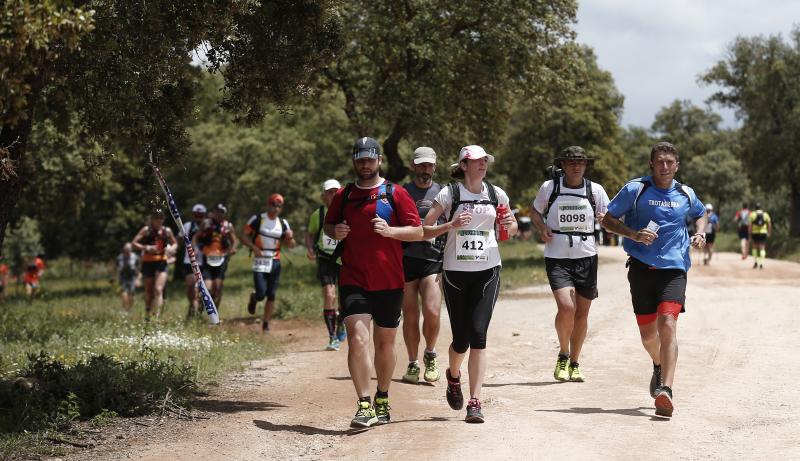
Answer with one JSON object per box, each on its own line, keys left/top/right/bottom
{"left": 0, "top": 351, "right": 195, "bottom": 433}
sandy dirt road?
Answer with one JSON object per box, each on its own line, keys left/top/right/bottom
{"left": 72, "top": 246, "right": 800, "bottom": 460}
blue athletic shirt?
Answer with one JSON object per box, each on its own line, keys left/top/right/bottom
{"left": 606, "top": 176, "right": 706, "bottom": 271}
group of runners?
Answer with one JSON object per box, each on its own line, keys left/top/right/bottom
{"left": 302, "top": 137, "right": 709, "bottom": 427}
{"left": 733, "top": 202, "right": 773, "bottom": 268}
{"left": 115, "top": 135, "right": 762, "bottom": 424}
{"left": 0, "top": 254, "right": 45, "bottom": 301}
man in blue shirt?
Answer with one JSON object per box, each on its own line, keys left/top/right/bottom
{"left": 601, "top": 141, "right": 708, "bottom": 418}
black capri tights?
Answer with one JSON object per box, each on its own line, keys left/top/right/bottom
{"left": 442, "top": 266, "right": 501, "bottom": 353}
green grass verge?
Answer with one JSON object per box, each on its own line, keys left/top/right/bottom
{"left": 0, "top": 242, "right": 544, "bottom": 457}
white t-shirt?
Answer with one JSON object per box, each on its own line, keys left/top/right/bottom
{"left": 179, "top": 221, "right": 202, "bottom": 264}
{"left": 532, "top": 178, "right": 610, "bottom": 259}
{"left": 434, "top": 182, "right": 510, "bottom": 272}
{"left": 246, "top": 213, "right": 291, "bottom": 273}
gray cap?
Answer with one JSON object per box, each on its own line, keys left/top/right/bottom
{"left": 352, "top": 137, "right": 381, "bottom": 160}
{"left": 413, "top": 147, "right": 437, "bottom": 164}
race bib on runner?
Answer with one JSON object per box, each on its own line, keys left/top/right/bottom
{"left": 205, "top": 255, "right": 225, "bottom": 267}
{"left": 253, "top": 256, "right": 273, "bottom": 273}
{"left": 321, "top": 235, "right": 339, "bottom": 252}
{"left": 455, "top": 230, "right": 490, "bottom": 261}
{"left": 556, "top": 202, "right": 593, "bottom": 233}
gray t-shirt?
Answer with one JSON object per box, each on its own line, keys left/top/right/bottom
{"left": 403, "top": 181, "right": 443, "bottom": 261}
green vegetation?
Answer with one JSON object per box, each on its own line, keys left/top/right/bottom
{"left": 0, "top": 240, "right": 545, "bottom": 456}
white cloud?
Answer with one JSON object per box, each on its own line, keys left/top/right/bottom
{"left": 576, "top": 1, "right": 800, "bottom": 128}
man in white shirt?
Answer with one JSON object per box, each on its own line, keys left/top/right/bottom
{"left": 241, "top": 193, "right": 296, "bottom": 332}
{"left": 531, "top": 146, "right": 610, "bottom": 383}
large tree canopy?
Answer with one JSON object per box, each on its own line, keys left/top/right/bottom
{"left": 701, "top": 28, "right": 800, "bottom": 234}
{"left": 0, "top": 0, "right": 342, "bottom": 252}
{"left": 497, "top": 46, "right": 627, "bottom": 203}
{"left": 321, "top": 0, "right": 581, "bottom": 180}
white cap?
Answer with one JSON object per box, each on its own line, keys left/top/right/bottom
{"left": 192, "top": 203, "right": 207, "bottom": 213}
{"left": 322, "top": 179, "right": 341, "bottom": 192}
{"left": 705, "top": 203, "right": 713, "bottom": 211}
{"left": 450, "top": 145, "right": 495, "bottom": 168}
{"left": 413, "top": 147, "right": 437, "bottom": 164}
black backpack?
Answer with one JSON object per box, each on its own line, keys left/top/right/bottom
{"left": 331, "top": 182, "right": 397, "bottom": 260}
{"left": 439, "top": 181, "right": 499, "bottom": 250}
{"left": 754, "top": 211, "right": 765, "bottom": 226}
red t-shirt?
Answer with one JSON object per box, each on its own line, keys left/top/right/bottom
{"left": 325, "top": 181, "right": 420, "bottom": 291}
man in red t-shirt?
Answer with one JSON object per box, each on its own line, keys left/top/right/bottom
{"left": 324, "top": 137, "right": 422, "bottom": 428}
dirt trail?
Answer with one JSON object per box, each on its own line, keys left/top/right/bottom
{"left": 71, "top": 246, "right": 800, "bottom": 460}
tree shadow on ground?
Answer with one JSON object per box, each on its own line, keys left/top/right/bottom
{"left": 537, "top": 407, "right": 666, "bottom": 420}
{"left": 483, "top": 381, "right": 562, "bottom": 388}
{"left": 195, "top": 400, "right": 286, "bottom": 413}
{"left": 253, "top": 416, "right": 450, "bottom": 437}
{"left": 327, "top": 376, "right": 423, "bottom": 385}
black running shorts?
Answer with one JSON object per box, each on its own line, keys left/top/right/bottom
{"left": 141, "top": 260, "right": 168, "bottom": 277}
{"left": 626, "top": 258, "right": 687, "bottom": 315}
{"left": 752, "top": 233, "right": 768, "bottom": 243}
{"left": 737, "top": 227, "right": 749, "bottom": 240}
{"left": 705, "top": 232, "right": 716, "bottom": 244}
{"left": 339, "top": 285, "right": 403, "bottom": 328}
{"left": 316, "top": 256, "right": 340, "bottom": 286}
{"left": 545, "top": 255, "right": 599, "bottom": 300}
{"left": 403, "top": 256, "right": 442, "bottom": 283}
{"left": 201, "top": 256, "right": 229, "bottom": 280}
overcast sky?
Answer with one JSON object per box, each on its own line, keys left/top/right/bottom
{"left": 575, "top": 1, "right": 800, "bottom": 129}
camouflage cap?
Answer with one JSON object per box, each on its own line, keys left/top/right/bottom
{"left": 555, "top": 146, "right": 593, "bottom": 166}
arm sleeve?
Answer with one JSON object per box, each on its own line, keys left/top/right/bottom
{"left": 689, "top": 190, "right": 706, "bottom": 219}
{"left": 433, "top": 186, "right": 452, "bottom": 220}
{"left": 325, "top": 190, "right": 345, "bottom": 225}
{"left": 532, "top": 181, "right": 553, "bottom": 214}
{"left": 594, "top": 184, "right": 610, "bottom": 215}
{"left": 244, "top": 215, "right": 258, "bottom": 235}
{"left": 393, "top": 187, "right": 422, "bottom": 226}
{"left": 606, "top": 183, "right": 636, "bottom": 218}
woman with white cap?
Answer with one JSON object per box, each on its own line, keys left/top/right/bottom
{"left": 422, "top": 145, "right": 517, "bottom": 423}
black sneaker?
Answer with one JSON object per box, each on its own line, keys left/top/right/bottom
{"left": 374, "top": 395, "right": 391, "bottom": 425}
{"left": 261, "top": 320, "right": 269, "bottom": 333}
{"left": 654, "top": 386, "right": 674, "bottom": 417}
{"left": 446, "top": 369, "right": 464, "bottom": 410}
{"left": 465, "top": 398, "right": 484, "bottom": 423}
{"left": 649, "top": 364, "right": 662, "bottom": 398}
{"left": 247, "top": 292, "right": 257, "bottom": 315}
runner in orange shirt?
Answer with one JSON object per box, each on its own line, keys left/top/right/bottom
{"left": 132, "top": 210, "right": 178, "bottom": 320}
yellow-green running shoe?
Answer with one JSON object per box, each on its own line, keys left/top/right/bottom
{"left": 554, "top": 354, "right": 569, "bottom": 381}
{"left": 568, "top": 362, "right": 585, "bottom": 382}
{"left": 374, "top": 396, "right": 391, "bottom": 425}
{"left": 402, "top": 361, "right": 420, "bottom": 384}
{"left": 350, "top": 400, "right": 377, "bottom": 428}
{"left": 423, "top": 353, "right": 441, "bottom": 382}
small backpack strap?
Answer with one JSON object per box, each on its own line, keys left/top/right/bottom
{"left": 544, "top": 178, "right": 561, "bottom": 217}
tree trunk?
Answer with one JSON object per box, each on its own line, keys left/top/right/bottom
{"left": 0, "top": 119, "right": 33, "bottom": 254}
{"left": 382, "top": 120, "right": 408, "bottom": 182}
{"left": 790, "top": 177, "right": 800, "bottom": 236}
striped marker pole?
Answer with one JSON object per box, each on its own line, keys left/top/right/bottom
{"left": 149, "top": 161, "right": 219, "bottom": 325}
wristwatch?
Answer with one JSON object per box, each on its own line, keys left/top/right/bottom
{"left": 694, "top": 232, "right": 706, "bottom": 239}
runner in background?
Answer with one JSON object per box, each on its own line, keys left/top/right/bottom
{"left": 196, "top": 203, "right": 237, "bottom": 310}
{"left": 132, "top": 210, "right": 179, "bottom": 320}
{"left": 401, "top": 147, "right": 444, "bottom": 385}
{"left": 323, "top": 137, "right": 422, "bottom": 428}
{"left": 733, "top": 202, "right": 750, "bottom": 260}
{"left": 242, "top": 194, "right": 296, "bottom": 332}
{"left": 531, "top": 146, "right": 610, "bottom": 383}
{"left": 305, "top": 179, "right": 346, "bottom": 351}
{"left": 181, "top": 203, "right": 206, "bottom": 318}
{"left": 117, "top": 242, "right": 140, "bottom": 310}
{"left": 748, "top": 202, "right": 772, "bottom": 270}
{"left": 702, "top": 204, "right": 719, "bottom": 265}
{"left": 23, "top": 259, "right": 40, "bottom": 299}
{"left": 0, "top": 256, "right": 8, "bottom": 302}
{"left": 423, "top": 145, "right": 517, "bottom": 423}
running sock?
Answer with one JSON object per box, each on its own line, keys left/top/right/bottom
{"left": 409, "top": 360, "right": 419, "bottom": 366}
{"left": 359, "top": 396, "right": 371, "bottom": 404}
{"left": 424, "top": 349, "right": 436, "bottom": 358}
{"left": 558, "top": 353, "right": 569, "bottom": 361}
{"left": 375, "top": 390, "right": 388, "bottom": 399}
{"left": 570, "top": 361, "right": 579, "bottom": 368}
{"left": 760, "top": 249, "right": 766, "bottom": 261}
{"left": 323, "top": 309, "right": 337, "bottom": 337}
